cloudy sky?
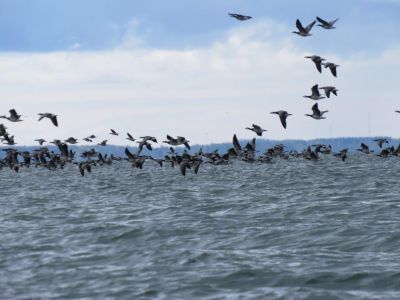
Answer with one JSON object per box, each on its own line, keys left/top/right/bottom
{"left": 1, "top": 0, "right": 400, "bottom": 145}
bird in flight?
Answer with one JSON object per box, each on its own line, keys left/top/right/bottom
{"left": 228, "top": 13, "right": 252, "bottom": 21}
{"left": 271, "top": 111, "right": 292, "bottom": 129}
{"left": 38, "top": 113, "right": 58, "bottom": 127}
{"left": 1, "top": 109, "right": 23, "bottom": 122}
{"left": 316, "top": 17, "right": 339, "bottom": 29}
{"left": 292, "top": 19, "right": 316, "bottom": 37}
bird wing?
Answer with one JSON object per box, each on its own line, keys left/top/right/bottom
{"left": 296, "top": 19, "right": 305, "bottom": 32}
{"left": 127, "top": 132, "right": 133, "bottom": 139}
{"left": 111, "top": 129, "right": 116, "bottom": 134}
{"left": 361, "top": 143, "right": 369, "bottom": 150}
{"left": 9, "top": 109, "right": 18, "bottom": 118}
{"left": 330, "top": 66, "right": 337, "bottom": 77}
{"left": 232, "top": 134, "right": 242, "bottom": 152}
{"left": 311, "top": 103, "right": 320, "bottom": 114}
{"left": 311, "top": 84, "right": 320, "bottom": 96}
{"left": 38, "top": 114, "right": 45, "bottom": 121}
{"left": 50, "top": 115, "right": 58, "bottom": 127}
{"left": 314, "top": 61, "right": 322, "bottom": 73}
{"left": 330, "top": 18, "right": 339, "bottom": 25}
{"left": 252, "top": 124, "right": 261, "bottom": 130}
{"left": 279, "top": 115, "right": 287, "bottom": 129}
{"left": 316, "top": 16, "right": 330, "bottom": 26}
{"left": 305, "top": 20, "right": 316, "bottom": 32}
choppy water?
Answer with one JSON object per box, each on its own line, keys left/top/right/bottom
{"left": 1, "top": 156, "right": 400, "bottom": 299}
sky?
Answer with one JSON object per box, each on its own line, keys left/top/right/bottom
{"left": 0, "top": 0, "right": 400, "bottom": 145}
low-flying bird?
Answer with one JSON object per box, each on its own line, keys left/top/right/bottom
{"left": 316, "top": 17, "right": 339, "bottom": 29}
{"left": 38, "top": 113, "right": 58, "bottom": 127}
{"left": 98, "top": 140, "right": 108, "bottom": 146}
{"left": 323, "top": 62, "right": 339, "bottom": 77}
{"left": 303, "top": 84, "right": 325, "bottom": 100}
{"left": 228, "top": 13, "right": 252, "bottom": 21}
{"left": 357, "top": 143, "right": 373, "bottom": 154}
{"left": 305, "top": 103, "right": 328, "bottom": 120}
{"left": 0, "top": 109, "right": 23, "bottom": 122}
{"left": 319, "top": 86, "right": 338, "bottom": 98}
{"left": 292, "top": 19, "right": 316, "bottom": 37}
{"left": 270, "top": 111, "right": 292, "bottom": 129}
{"left": 373, "top": 138, "right": 389, "bottom": 149}
{"left": 34, "top": 138, "right": 46, "bottom": 146}
{"left": 245, "top": 124, "right": 267, "bottom": 136}
{"left": 126, "top": 133, "right": 135, "bottom": 142}
{"left": 305, "top": 55, "right": 325, "bottom": 73}
{"left": 110, "top": 129, "right": 118, "bottom": 136}
{"left": 65, "top": 137, "right": 78, "bottom": 144}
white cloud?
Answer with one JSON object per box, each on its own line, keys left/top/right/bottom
{"left": 0, "top": 20, "right": 399, "bottom": 146}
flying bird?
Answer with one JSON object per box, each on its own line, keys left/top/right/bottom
{"left": 38, "top": 113, "right": 58, "bottom": 127}
{"left": 245, "top": 124, "right": 267, "bottom": 136}
{"left": 0, "top": 109, "right": 23, "bottom": 122}
{"left": 323, "top": 62, "right": 339, "bottom": 77}
{"left": 126, "top": 132, "right": 135, "bottom": 142}
{"left": 316, "top": 17, "right": 339, "bottom": 29}
{"left": 228, "top": 13, "right": 252, "bottom": 21}
{"left": 110, "top": 129, "right": 118, "bottom": 136}
{"left": 305, "top": 55, "right": 325, "bottom": 73}
{"left": 292, "top": 19, "right": 316, "bottom": 37}
{"left": 270, "top": 111, "right": 292, "bottom": 129}
{"left": 303, "top": 84, "right": 325, "bottom": 100}
{"left": 319, "top": 86, "right": 338, "bottom": 98}
{"left": 305, "top": 103, "right": 328, "bottom": 120}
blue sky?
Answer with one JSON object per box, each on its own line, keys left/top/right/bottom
{"left": 1, "top": 0, "right": 399, "bottom": 53}
{"left": 0, "top": 0, "right": 400, "bottom": 145}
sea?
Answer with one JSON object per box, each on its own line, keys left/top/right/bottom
{"left": 1, "top": 155, "right": 400, "bottom": 299}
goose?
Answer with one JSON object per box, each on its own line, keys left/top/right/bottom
{"left": 64, "top": 137, "right": 78, "bottom": 144}
{"left": 323, "top": 62, "right": 339, "bottom": 77}
{"left": 228, "top": 13, "right": 252, "bottom": 21}
{"left": 316, "top": 17, "right": 339, "bottom": 29}
{"left": 305, "top": 103, "right": 328, "bottom": 120}
{"left": 109, "top": 129, "right": 118, "bottom": 136}
{"left": 126, "top": 133, "right": 135, "bottom": 142}
{"left": 305, "top": 55, "right": 325, "bottom": 73}
{"left": 38, "top": 113, "right": 58, "bottom": 127}
{"left": 319, "top": 86, "right": 338, "bottom": 98}
{"left": 270, "top": 110, "right": 292, "bottom": 129}
{"left": 357, "top": 143, "right": 373, "bottom": 154}
{"left": 34, "top": 139, "right": 47, "bottom": 146}
{"left": 0, "top": 109, "right": 22, "bottom": 122}
{"left": 98, "top": 140, "right": 108, "bottom": 146}
{"left": 373, "top": 138, "right": 389, "bottom": 149}
{"left": 303, "top": 84, "right": 325, "bottom": 100}
{"left": 245, "top": 124, "right": 267, "bottom": 136}
{"left": 292, "top": 19, "right": 316, "bottom": 37}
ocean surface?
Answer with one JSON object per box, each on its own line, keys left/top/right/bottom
{"left": 1, "top": 156, "right": 400, "bottom": 299}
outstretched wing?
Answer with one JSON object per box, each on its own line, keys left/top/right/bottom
{"left": 50, "top": 115, "right": 58, "bottom": 127}
{"left": 305, "top": 20, "right": 316, "bottom": 32}
{"left": 316, "top": 16, "right": 329, "bottom": 26}
{"left": 296, "top": 19, "right": 305, "bottom": 32}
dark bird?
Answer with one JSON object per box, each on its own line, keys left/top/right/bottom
{"left": 126, "top": 132, "right": 135, "bottom": 142}
{"left": 305, "top": 103, "right": 328, "bottom": 120}
{"left": 110, "top": 129, "right": 118, "bottom": 136}
{"left": 38, "top": 113, "right": 58, "bottom": 127}
{"left": 323, "top": 62, "right": 339, "bottom": 77}
{"left": 270, "top": 110, "right": 292, "bottom": 129}
{"left": 98, "top": 140, "right": 108, "bottom": 146}
{"left": 292, "top": 19, "right": 316, "bottom": 37}
{"left": 228, "top": 13, "right": 252, "bottom": 21}
{"left": 0, "top": 109, "right": 23, "bottom": 122}
{"left": 319, "top": 86, "right": 338, "bottom": 98}
{"left": 65, "top": 137, "right": 78, "bottom": 144}
{"left": 316, "top": 17, "right": 339, "bottom": 29}
{"left": 373, "top": 138, "right": 389, "bottom": 149}
{"left": 245, "top": 124, "right": 267, "bottom": 136}
{"left": 303, "top": 84, "right": 325, "bottom": 100}
{"left": 34, "top": 139, "right": 46, "bottom": 146}
{"left": 305, "top": 55, "right": 325, "bottom": 73}
{"left": 357, "top": 143, "right": 373, "bottom": 154}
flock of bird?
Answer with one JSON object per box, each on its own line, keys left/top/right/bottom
{"left": 0, "top": 14, "right": 399, "bottom": 176}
